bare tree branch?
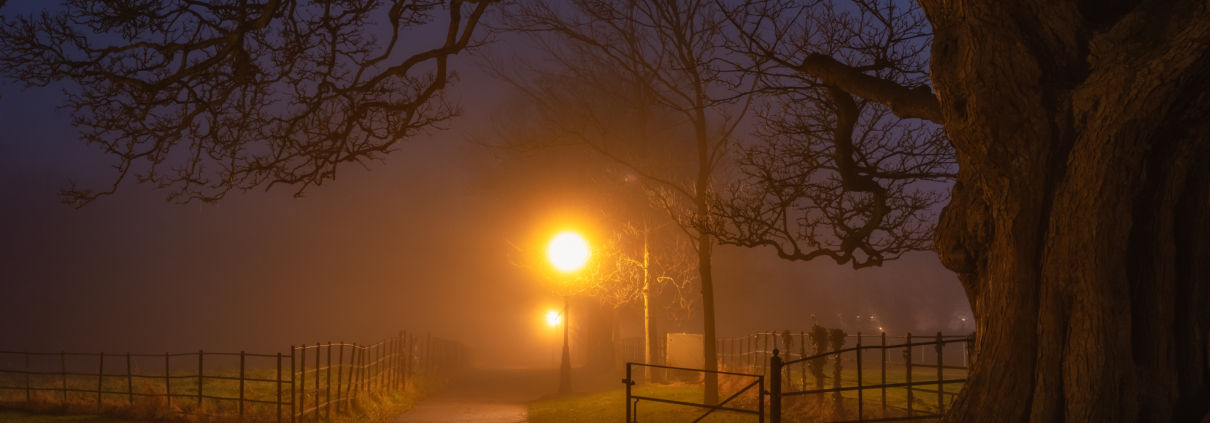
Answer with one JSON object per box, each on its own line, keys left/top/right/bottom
{"left": 705, "top": 0, "right": 955, "bottom": 269}
{"left": 0, "top": 0, "right": 496, "bottom": 207}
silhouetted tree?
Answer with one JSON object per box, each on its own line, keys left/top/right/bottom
{"left": 590, "top": 221, "right": 698, "bottom": 372}
{"left": 496, "top": 0, "right": 757, "bottom": 403}
{"left": 0, "top": 0, "right": 493, "bottom": 206}
{"left": 705, "top": 0, "right": 954, "bottom": 269}
{"left": 726, "top": 0, "right": 1210, "bottom": 420}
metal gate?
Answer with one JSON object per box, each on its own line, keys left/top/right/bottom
{"left": 769, "top": 333, "right": 973, "bottom": 423}
{"left": 622, "top": 333, "right": 973, "bottom": 422}
{"left": 623, "top": 362, "right": 764, "bottom": 423}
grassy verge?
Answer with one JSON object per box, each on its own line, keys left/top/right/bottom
{"left": 528, "top": 384, "right": 756, "bottom": 423}
{"left": 727, "top": 361, "right": 965, "bottom": 414}
{"left": 0, "top": 369, "right": 444, "bottom": 423}
{"left": 0, "top": 410, "right": 138, "bottom": 423}
{"left": 530, "top": 364, "right": 961, "bottom": 423}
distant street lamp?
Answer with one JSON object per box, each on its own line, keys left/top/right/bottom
{"left": 548, "top": 231, "right": 589, "bottom": 395}
{"left": 546, "top": 310, "right": 563, "bottom": 365}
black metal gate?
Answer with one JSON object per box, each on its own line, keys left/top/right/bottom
{"left": 622, "top": 333, "right": 973, "bottom": 422}
{"left": 623, "top": 362, "right": 764, "bottom": 423}
{"left": 769, "top": 333, "right": 973, "bottom": 423}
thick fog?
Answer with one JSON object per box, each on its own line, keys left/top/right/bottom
{"left": 0, "top": 5, "right": 971, "bottom": 369}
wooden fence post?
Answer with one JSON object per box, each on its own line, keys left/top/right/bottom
{"left": 389, "top": 337, "right": 396, "bottom": 391}
{"left": 404, "top": 335, "right": 408, "bottom": 389}
{"left": 60, "top": 352, "right": 67, "bottom": 405}
{"left": 98, "top": 352, "right": 105, "bottom": 412}
{"left": 353, "top": 344, "right": 361, "bottom": 401}
{"left": 349, "top": 345, "right": 357, "bottom": 403}
{"left": 299, "top": 346, "right": 306, "bottom": 423}
{"left": 398, "top": 335, "right": 404, "bottom": 390}
{"left": 403, "top": 332, "right": 410, "bottom": 391}
{"left": 290, "top": 346, "right": 296, "bottom": 423}
{"left": 881, "top": 332, "right": 886, "bottom": 415}
{"left": 905, "top": 334, "right": 912, "bottom": 417}
{"left": 239, "top": 351, "right": 246, "bottom": 418}
{"left": 165, "top": 352, "right": 172, "bottom": 415}
{"left": 392, "top": 335, "right": 396, "bottom": 391}
{"left": 277, "top": 352, "right": 283, "bottom": 423}
{"left": 740, "top": 333, "right": 750, "bottom": 372}
{"left": 336, "top": 342, "right": 344, "bottom": 414}
{"left": 314, "top": 343, "right": 320, "bottom": 422}
{"left": 25, "top": 351, "right": 31, "bottom": 403}
{"left": 857, "top": 333, "right": 863, "bottom": 422}
{"left": 406, "top": 335, "right": 411, "bottom": 389}
{"left": 326, "top": 342, "right": 332, "bottom": 420}
{"left": 936, "top": 332, "right": 944, "bottom": 414}
{"left": 197, "top": 350, "right": 203, "bottom": 414}
{"left": 345, "top": 345, "right": 354, "bottom": 407}
{"left": 762, "top": 333, "right": 768, "bottom": 377}
{"left": 126, "top": 353, "right": 134, "bottom": 406}
{"left": 358, "top": 344, "right": 365, "bottom": 398}
{"left": 800, "top": 332, "right": 807, "bottom": 391}
{"left": 406, "top": 337, "right": 412, "bottom": 384}
{"left": 362, "top": 344, "right": 367, "bottom": 397}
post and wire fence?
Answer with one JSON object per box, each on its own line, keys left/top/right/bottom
{"left": 0, "top": 331, "right": 469, "bottom": 422}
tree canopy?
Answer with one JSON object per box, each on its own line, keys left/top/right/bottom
{"left": 0, "top": 0, "right": 492, "bottom": 206}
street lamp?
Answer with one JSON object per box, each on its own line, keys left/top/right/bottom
{"left": 546, "top": 311, "right": 563, "bottom": 365}
{"left": 548, "top": 231, "right": 589, "bottom": 395}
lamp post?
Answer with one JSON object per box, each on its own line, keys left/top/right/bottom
{"left": 559, "top": 295, "right": 571, "bottom": 393}
{"left": 547, "top": 232, "right": 590, "bottom": 395}
{"left": 546, "top": 311, "right": 562, "bottom": 365}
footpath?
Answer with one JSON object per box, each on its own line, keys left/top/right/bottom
{"left": 393, "top": 367, "right": 617, "bottom": 423}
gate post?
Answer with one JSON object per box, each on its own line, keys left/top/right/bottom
{"left": 759, "top": 375, "right": 765, "bottom": 423}
{"left": 770, "top": 349, "right": 781, "bottom": 423}
{"left": 623, "top": 363, "right": 634, "bottom": 423}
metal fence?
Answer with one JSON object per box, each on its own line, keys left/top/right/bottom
{"left": 623, "top": 362, "right": 765, "bottom": 423}
{"left": 769, "top": 332, "right": 972, "bottom": 423}
{"left": 622, "top": 330, "right": 974, "bottom": 422}
{"left": 718, "top": 332, "right": 971, "bottom": 379}
{"left": 0, "top": 331, "right": 468, "bottom": 422}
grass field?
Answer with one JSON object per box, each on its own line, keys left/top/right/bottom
{"left": 530, "top": 362, "right": 962, "bottom": 423}
{"left": 528, "top": 384, "right": 756, "bottom": 423}
{"left": 0, "top": 366, "right": 439, "bottom": 423}
{"left": 772, "top": 360, "right": 964, "bottom": 415}
{"left": 0, "top": 410, "right": 138, "bottom": 423}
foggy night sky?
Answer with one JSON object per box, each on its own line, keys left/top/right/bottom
{"left": 0, "top": 1, "right": 971, "bottom": 367}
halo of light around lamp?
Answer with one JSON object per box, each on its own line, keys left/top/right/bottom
{"left": 547, "top": 232, "right": 590, "bottom": 272}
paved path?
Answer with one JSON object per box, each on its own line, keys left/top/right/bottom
{"left": 392, "top": 368, "right": 618, "bottom": 423}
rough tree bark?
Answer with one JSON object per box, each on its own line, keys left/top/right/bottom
{"left": 785, "top": 0, "right": 1210, "bottom": 420}
{"left": 920, "top": 1, "right": 1210, "bottom": 421}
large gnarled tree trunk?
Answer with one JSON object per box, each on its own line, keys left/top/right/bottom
{"left": 924, "top": 1, "right": 1210, "bottom": 421}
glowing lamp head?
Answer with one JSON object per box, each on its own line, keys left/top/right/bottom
{"left": 547, "top": 232, "right": 590, "bottom": 272}
{"left": 546, "top": 311, "right": 562, "bottom": 326}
